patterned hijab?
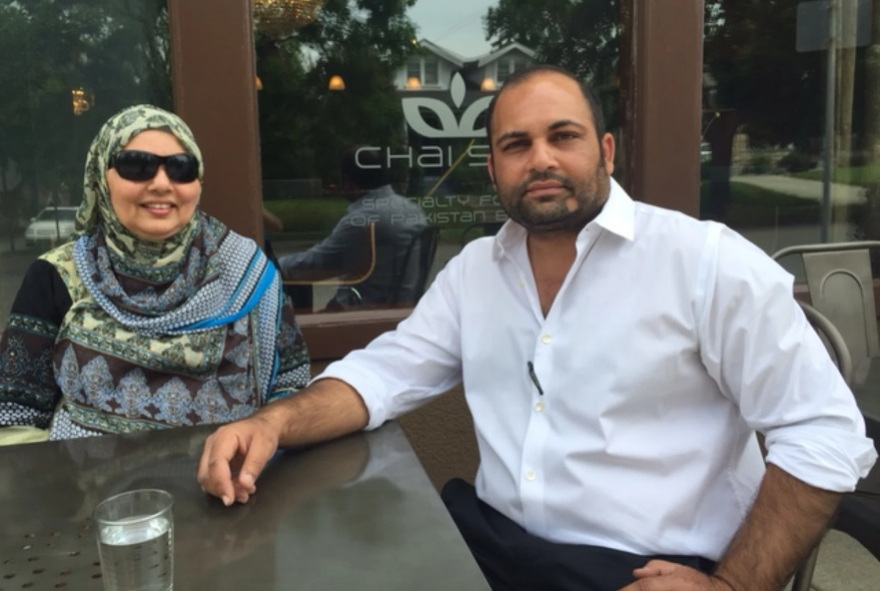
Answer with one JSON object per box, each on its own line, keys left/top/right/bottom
{"left": 75, "top": 104, "right": 205, "bottom": 266}
{"left": 69, "top": 107, "right": 283, "bottom": 400}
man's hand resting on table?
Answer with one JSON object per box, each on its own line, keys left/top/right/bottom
{"left": 197, "top": 414, "right": 283, "bottom": 506}
{"left": 197, "top": 378, "right": 370, "bottom": 506}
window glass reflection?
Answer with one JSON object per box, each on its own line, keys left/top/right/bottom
{"left": 0, "top": 0, "right": 172, "bottom": 329}
{"left": 702, "top": 0, "right": 879, "bottom": 277}
{"left": 258, "top": 0, "right": 627, "bottom": 314}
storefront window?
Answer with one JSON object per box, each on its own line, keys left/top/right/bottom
{"left": 257, "top": 0, "right": 629, "bottom": 315}
{"left": 0, "top": 0, "right": 172, "bottom": 328}
{"left": 702, "top": 0, "right": 878, "bottom": 273}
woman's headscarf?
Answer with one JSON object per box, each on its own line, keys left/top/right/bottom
{"left": 75, "top": 104, "right": 205, "bottom": 266}
{"left": 68, "top": 105, "right": 284, "bottom": 400}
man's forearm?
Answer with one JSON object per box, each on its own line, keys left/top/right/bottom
{"left": 713, "top": 463, "right": 841, "bottom": 591}
{"left": 257, "top": 378, "right": 369, "bottom": 447}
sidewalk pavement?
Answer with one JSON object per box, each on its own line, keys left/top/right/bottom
{"left": 732, "top": 175, "right": 867, "bottom": 206}
{"left": 798, "top": 530, "right": 879, "bottom": 591}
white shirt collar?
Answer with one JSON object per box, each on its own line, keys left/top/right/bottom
{"left": 492, "top": 177, "right": 635, "bottom": 261}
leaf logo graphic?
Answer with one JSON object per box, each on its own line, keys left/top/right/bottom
{"left": 402, "top": 73, "right": 493, "bottom": 139}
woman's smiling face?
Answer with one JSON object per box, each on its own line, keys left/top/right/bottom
{"left": 106, "top": 130, "right": 201, "bottom": 241}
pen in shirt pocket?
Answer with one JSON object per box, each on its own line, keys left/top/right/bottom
{"left": 527, "top": 361, "right": 545, "bottom": 396}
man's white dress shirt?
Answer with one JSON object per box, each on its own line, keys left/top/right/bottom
{"left": 318, "top": 179, "right": 877, "bottom": 560}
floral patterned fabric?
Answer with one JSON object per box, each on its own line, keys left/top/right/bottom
{"left": 0, "top": 243, "right": 310, "bottom": 440}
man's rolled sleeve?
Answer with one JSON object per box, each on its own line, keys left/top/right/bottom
{"left": 314, "top": 361, "right": 394, "bottom": 430}
{"left": 765, "top": 421, "right": 877, "bottom": 492}
{"left": 699, "top": 226, "right": 877, "bottom": 491}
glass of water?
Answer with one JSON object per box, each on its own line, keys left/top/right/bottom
{"left": 94, "top": 489, "right": 174, "bottom": 591}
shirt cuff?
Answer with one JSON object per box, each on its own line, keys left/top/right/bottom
{"left": 765, "top": 423, "right": 878, "bottom": 492}
{"left": 311, "top": 361, "right": 391, "bottom": 431}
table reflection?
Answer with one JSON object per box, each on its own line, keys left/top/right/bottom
{"left": 0, "top": 422, "right": 489, "bottom": 591}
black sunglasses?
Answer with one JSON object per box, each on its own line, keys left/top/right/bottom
{"left": 109, "top": 150, "right": 200, "bottom": 183}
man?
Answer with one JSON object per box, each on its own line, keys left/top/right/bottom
{"left": 278, "top": 146, "right": 428, "bottom": 310}
{"left": 198, "top": 66, "right": 876, "bottom": 590}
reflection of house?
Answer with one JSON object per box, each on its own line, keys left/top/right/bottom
{"left": 471, "top": 42, "right": 536, "bottom": 89}
{"left": 396, "top": 40, "right": 465, "bottom": 91}
{"left": 396, "top": 40, "right": 536, "bottom": 92}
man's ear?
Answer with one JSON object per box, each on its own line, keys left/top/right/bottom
{"left": 601, "top": 133, "right": 616, "bottom": 176}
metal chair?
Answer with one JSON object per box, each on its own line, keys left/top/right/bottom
{"left": 281, "top": 221, "right": 377, "bottom": 288}
{"left": 772, "top": 241, "right": 880, "bottom": 361}
{"left": 798, "top": 300, "right": 854, "bottom": 384}
{"left": 280, "top": 222, "right": 377, "bottom": 310}
{"left": 789, "top": 301, "right": 858, "bottom": 591}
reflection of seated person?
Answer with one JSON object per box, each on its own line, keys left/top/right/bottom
{"left": 279, "top": 147, "right": 427, "bottom": 310}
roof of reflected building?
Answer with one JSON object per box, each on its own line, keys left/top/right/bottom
{"left": 414, "top": 39, "right": 536, "bottom": 68}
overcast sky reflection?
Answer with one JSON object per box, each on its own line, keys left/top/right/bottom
{"left": 409, "top": 0, "right": 497, "bottom": 58}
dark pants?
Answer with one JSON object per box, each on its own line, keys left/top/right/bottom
{"left": 441, "top": 478, "right": 716, "bottom": 591}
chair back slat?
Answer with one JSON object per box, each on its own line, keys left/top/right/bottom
{"left": 773, "top": 241, "right": 880, "bottom": 361}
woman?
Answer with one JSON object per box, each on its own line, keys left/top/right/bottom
{"left": 0, "top": 105, "right": 309, "bottom": 444}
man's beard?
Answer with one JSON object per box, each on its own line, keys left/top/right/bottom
{"left": 497, "top": 164, "right": 611, "bottom": 235}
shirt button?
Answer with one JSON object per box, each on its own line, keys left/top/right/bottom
{"left": 526, "top": 470, "right": 536, "bottom": 481}
{"left": 541, "top": 334, "right": 551, "bottom": 344}
{"left": 535, "top": 401, "right": 545, "bottom": 412}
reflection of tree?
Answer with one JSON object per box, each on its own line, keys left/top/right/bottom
{"left": 704, "top": 1, "right": 879, "bottom": 228}
{"left": 256, "top": 0, "right": 417, "bottom": 187}
{"left": 0, "top": 0, "right": 170, "bottom": 225}
{"left": 482, "top": 0, "right": 628, "bottom": 131}
{"left": 702, "top": 1, "right": 833, "bottom": 220}
{"left": 837, "top": 4, "right": 859, "bottom": 167}
{"left": 868, "top": 0, "right": 880, "bottom": 163}
{"left": 705, "top": 2, "right": 825, "bottom": 151}
{"left": 858, "top": 0, "right": 880, "bottom": 243}
{"left": 481, "top": 0, "right": 880, "bottom": 233}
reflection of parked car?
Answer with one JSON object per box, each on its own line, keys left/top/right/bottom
{"left": 24, "top": 207, "right": 78, "bottom": 246}
{"left": 700, "top": 142, "right": 712, "bottom": 163}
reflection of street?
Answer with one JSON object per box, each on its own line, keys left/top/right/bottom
{"left": 732, "top": 174, "right": 866, "bottom": 205}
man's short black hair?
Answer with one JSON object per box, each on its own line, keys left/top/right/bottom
{"left": 340, "top": 145, "right": 388, "bottom": 190}
{"left": 485, "top": 64, "right": 606, "bottom": 148}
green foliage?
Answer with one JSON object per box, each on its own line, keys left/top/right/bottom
{"left": 256, "top": 0, "right": 418, "bottom": 185}
{"left": 700, "top": 181, "right": 821, "bottom": 228}
{"left": 792, "top": 164, "right": 880, "bottom": 187}
{"left": 482, "top": 0, "right": 626, "bottom": 130}
{"left": 777, "top": 150, "right": 817, "bottom": 174}
{"left": 0, "top": 0, "right": 171, "bottom": 220}
{"left": 484, "top": 0, "right": 620, "bottom": 80}
{"left": 704, "top": 1, "right": 824, "bottom": 150}
{"left": 744, "top": 153, "right": 773, "bottom": 175}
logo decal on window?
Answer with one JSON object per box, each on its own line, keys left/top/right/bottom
{"left": 401, "top": 73, "right": 492, "bottom": 139}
